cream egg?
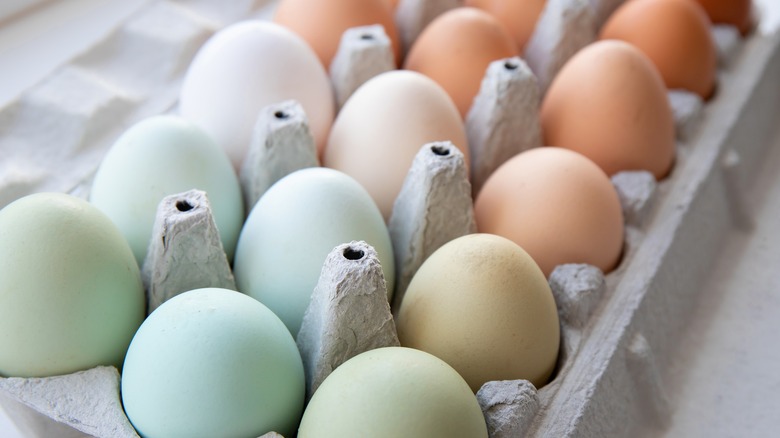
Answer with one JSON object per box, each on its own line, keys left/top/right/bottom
{"left": 121, "top": 288, "right": 305, "bottom": 438}
{"left": 396, "top": 234, "right": 560, "bottom": 391}
{"left": 0, "top": 193, "right": 145, "bottom": 378}
{"left": 323, "top": 70, "right": 468, "bottom": 220}
{"left": 180, "top": 20, "right": 335, "bottom": 166}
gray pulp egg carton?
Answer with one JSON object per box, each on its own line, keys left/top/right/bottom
{"left": 1, "top": 0, "right": 780, "bottom": 436}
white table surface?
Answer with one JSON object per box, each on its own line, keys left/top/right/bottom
{"left": 0, "top": 0, "right": 778, "bottom": 437}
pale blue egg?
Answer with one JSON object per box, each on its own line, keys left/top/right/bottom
{"left": 90, "top": 116, "right": 244, "bottom": 266}
{"left": 121, "top": 288, "right": 304, "bottom": 438}
{"left": 233, "top": 167, "right": 395, "bottom": 337}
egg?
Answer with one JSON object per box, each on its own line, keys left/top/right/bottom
{"left": 298, "top": 347, "right": 488, "bottom": 437}
{"left": 179, "top": 20, "right": 334, "bottom": 166}
{"left": 323, "top": 70, "right": 468, "bottom": 220}
{"left": 404, "top": 7, "right": 518, "bottom": 117}
{"left": 600, "top": 0, "right": 717, "bottom": 100}
{"left": 691, "top": 0, "right": 752, "bottom": 34}
{"left": 540, "top": 40, "right": 676, "bottom": 179}
{"left": 474, "top": 148, "right": 624, "bottom": 277}
{"left": 121, "top": 288, "right": 304, "bottom": 437}
{"left": 396, "top": 234, "right": 560, "bottom": 391}
{"left": 0, "top": 193, "right": 144, "bottom": 378}
{"left": 274, "top": 0, "right": 401, "bottom": 69}
{"left": 233, "top": 167, "right": 395, "bottom": 337}
{"left": 465, "top": 0, "right": 547, "bottom": 51}
{"left": 90, "top": 116, "right": 244, "bottom": 266}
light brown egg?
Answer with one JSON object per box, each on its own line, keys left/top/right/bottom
{"left": 404, "top": 7, "right": 518, "bottom": 118}
{"left": 690, "top": 0, "right": 752, "bottom": 35}
{"left": 540, "top": 40, "right": 676, "bottom": 180}
{"left": 396, "top": 233, "right": 560, "bottom": 392}
{"left": 274, "top": 0, "right": 401, "bottom": 69}
{"left": 600, "top": 0, "right": 717, "bottom": 100}
{"left": 474, "top": 148, "right": 624, "bottom": 277}
{"left": 323, "top": 70, "right": 468, "bottom": 221}
{"left": 384, "top": 0, "right": 400, "bottom": 10}
{"left": 465, "top": 0, "right": 546, "bottom": 51}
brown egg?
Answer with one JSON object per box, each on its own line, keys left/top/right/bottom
{"left": 384, "top": 0, "right": 400, "bottom": 10}
{"left": 600, "top": 0, "right": 717, "bottom": 100}
{"left": 690, "top": 0, "right": 752, "bottom": 35}
{"left": 465, "top": 0, "right": 546, "bottom": 51}
{"left": 274, "top": 0, "right": 401, "bottom": 69}
{"left": 540, "top": 40, "right": 676, "bottom": 180}
{"left": 404, "top": 7, "right": 518, "bottom": 117}
{"left": 396, "top": 233, "right": 560, "bottom": 392}
{"left": 474, "top": 148, "right": 624, "bottom": 277}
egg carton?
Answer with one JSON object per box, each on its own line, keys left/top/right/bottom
{"left": 1, "top": 0, "right": 779, "bottom": 436}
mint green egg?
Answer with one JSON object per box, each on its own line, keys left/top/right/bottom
{"left": 298, "top": 347, "right": 489, "bottom": 437}
{"left": 121, "top": 288, "right": 305, "bottom": 438}
{"left": 0, "top": 193, "right": 145, "bottom": 378}
{"left": 233, "top": 167, "right": 395, "bottom": 337}
{"left": 89, "top": 115, "right": 244, "bottom": 266}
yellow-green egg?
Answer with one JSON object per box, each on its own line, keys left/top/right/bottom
{"left": 0, "top": 193, "right": 145, "bottom": 378}
{"left": 298, "top": 347, "right": 488, "bottom": 437}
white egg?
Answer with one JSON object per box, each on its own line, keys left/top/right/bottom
{"left": 180, "top": 20, "right": 335, "bottom": 168}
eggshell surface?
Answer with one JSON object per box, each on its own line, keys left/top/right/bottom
{"left": 540, "top": 40, "right": 676, "bottom": 179}
{"left": 89, "top": 116, "right": 244, "bottom": 266}
{"left": 405, "top": 7, "right": 518, "bottom": 117}
{"left": 691, "top": 0, "right": 752, "bottom": 34}
{"left": 233, "top": 168, "right": 395, "bottom": 337}
{"left": 298, "top": 347, "right": 488, "bottom": 438}
{"left": 274, "top": 0, "right": 401, "bottom": 69}
{"left": 475, "top": 148, "right": 624, "bottom": 277}
{"left": 396, "top": 234, "right": 560, "bottom": 391}
{"left": 121, "top": 288, "right": 305, "bottom": 438}
{"left": 465, "top": 0, "right": 546, "bottom": 51}
{"left": 323, "top": 70, "right": 468, "bottom": 220}
{"left": 0, "top": 193, "right": 144, "bottom": 378}
{"left": 600, "top": 0, "right": 717, "bottom": 100}
{"left": 179, "top": 20, "right": 334, "bottom": 165}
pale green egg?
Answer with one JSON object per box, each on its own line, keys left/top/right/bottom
{"left": 298, "top": 347, "right": 488, "bottom": 438}
{"left": 0, "top": 193, "right": 145, "bottom": 378}
{"left": 89, "top": 115, "right": 244, "bottom": 266}
{"left": 121, "top": 288, "right": 305, "bottom": 438}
